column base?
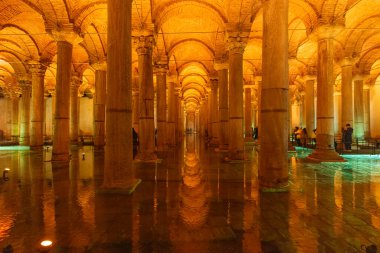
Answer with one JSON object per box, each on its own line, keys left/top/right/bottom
{"left": 226, "top": 150, "right": 245, "bottom": 161}
{"left": 52, "top": 152, "right": 70, "bottom": 162}
{"left": 135, "top": 152, "right": 157, "bottom": 161}
{"left": 307, "top": 149, "right": 345, "bottom": 162}
{"left": 98, "top": 178, "right": 142, "bottom": 195}
{"left": 30, "top": 145, "right": 44, "bottom": 151}
{"left": 156, "top": 145, "right": 168, "bottom": 152}
{"left": 215, "top": 146, "right": 229, "bottom": 152}
{"left": 94, "top": 145, "right": 105, "bottom": 152}
{"left": 260, "top": 181, "right": 289, "bottom": 192}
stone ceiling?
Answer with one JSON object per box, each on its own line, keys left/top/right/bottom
{"left": 0, "top": 0, "right": 380, "bottom": 110}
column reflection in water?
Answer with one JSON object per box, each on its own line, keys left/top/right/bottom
{"left": 170, "top": 133, "right": 209, "bottom": 253}
{"left": 179, "top": 134, "right": 208, "bottom": 229}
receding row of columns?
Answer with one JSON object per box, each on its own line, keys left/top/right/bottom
{"left": 2, "top": 0, "right": 374, "bottom": 192}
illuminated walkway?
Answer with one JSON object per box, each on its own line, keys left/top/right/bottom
{"left": 1, "top": 135, "right": 380, "bottom": 252}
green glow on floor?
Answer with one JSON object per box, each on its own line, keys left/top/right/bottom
{"left": 0, "top": 146, "right": 30, "bottom": 151}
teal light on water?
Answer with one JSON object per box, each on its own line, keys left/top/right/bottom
{"left": 0, "top": 146, "right": 30, "bottom": 151}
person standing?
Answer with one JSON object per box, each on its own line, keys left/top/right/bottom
{"left": 343, "top": 124, "right": 353, "bottom": 151}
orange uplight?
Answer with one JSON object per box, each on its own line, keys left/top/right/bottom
{"left": 41, "top": 240, "right": 52, "bottom": 247}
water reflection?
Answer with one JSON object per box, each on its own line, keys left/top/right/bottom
{"left": 179, "top": 134, "right": 208, "bottom": 229}
{"left": 3, "top": 145, "right": 380, "bottom": 252}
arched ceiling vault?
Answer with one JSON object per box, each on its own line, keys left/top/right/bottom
{"left": 0, "top": 0, "right": 380, "bottom": 96}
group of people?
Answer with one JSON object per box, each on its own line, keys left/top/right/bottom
{"left": 292, "top": 123, "right": 354, "bottom": 151}
{"left": 293, "top": 127, "right": 317, "bottom": 147}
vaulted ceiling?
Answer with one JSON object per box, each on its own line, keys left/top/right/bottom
{"left": 1, "top": 0, "right": 380, "bottom": 110}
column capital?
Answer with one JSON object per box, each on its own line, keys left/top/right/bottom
{"left": 338, "top": 57, "right": 355, "bottom": 67}
{"left": 154, "top": 64, "right": 168, "bottom": 75}
{"left": 48, "top": 27, "right": 83, "bottom": 45}
{"left": 133, "top": 35, "right": 155, "bottom": 55}
{"left": 209, "top": 77, "right": 218, "bottom": 90}
{"left": 309, "top": 25, "right": 344, "bottom": 41}
{"left": 27, "top": 60, "right": 48, "bottom": 76}
{"left": 226, "top": 35, "right": 247, "bottom": 55}
{"left": 71, "top": 75, "right": 82, "bottom": 88}
{"left": 18, "top": 79, "right": 32, "bottom": 88}
{"left": 214, "top": 53, "right": 229, "bottom": 70}
{"left": 91, "top": 61, "right": 107, "bottom": 71}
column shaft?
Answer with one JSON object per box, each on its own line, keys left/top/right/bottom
{"left": 259, "top": 0, "right": 289, "bottom": 187}
{"left": 354, "top": 80, "right": 364, "bottom": 139}
{"left": 167, "top": 82, "right": 176, "bottom": 146}
{"left": 94, "top": 69, "right": 106, "bottom": 148}
{"left": 156, "top": 68, "right": 167, "bottom": 151}
{"left": 218, "top": 68, "right": 229, "bottom": 150}
{"left": 70, "top": 80, "right": 80, "bottom": 144}
{"left": 308, "top": 37, "right": 344, "bottom": 161}
{"left": 12, "top": 97, "right": 19, "bottom": 139}
{"left": 228, "top": 40, "right": 245, "bottom": 160}
{"left": 136, "top": 36, "right": 156, "bottom": 160}
{"left": 19, "top": 82, "right": 31, "bottom": 145}
{"left": 305, "top": 79, "right": 315, "bottom": 134}
{"left": 30, "top": 66, "right": 46, "bottom": 148}
{"left": 244, "top": 87, "right": 253, "bottom": 140}
{"left": 363, "top": 88, "right": 370, "bottom": 138}
{"left": 210, "top": 80, "right": 219, "bottom": 145}
{"left": 52, "top": 40, "right": 73, "bottom": 161}
{"left": 132, "top": 90, "right": 139, "bottom": 132}
{"left": 104, "top": 0, "right": 135, "bottom": 188}
{"left": 341, "top": 62, "right": 353, "bottom": 128}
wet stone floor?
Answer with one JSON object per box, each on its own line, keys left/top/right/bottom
{"left": 1, "top": 135, "right": 380, "bottom": 252}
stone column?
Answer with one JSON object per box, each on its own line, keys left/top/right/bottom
{"left": 341, "top": 58, "right": 353, "bottom": 128}
{"left": 29, "top": 63, "right": 47, "bottom": 149}
{"left": 308, "top": 29, "right": 344, "bottom": 162}
{"left": 93, "top": 63, "right": 107, "bottom": 149}
{"left": 334, "top": 87, "right": 342, "bottom": 135}
{"left": 215, "top": 63, "right": 229, "bottom": 150}
{"left": 167, "top": 80, "right": 176, "bottom": 146}
{"left": 19, "top": 80, "right": 31, "bottom": 146}
{"left": 132, "top": 88, "right": 139, "bottom": 132}
{"left": 207, "top": 93, "right": 212, "bottom": 141}
{"left": 176, "top": 92, "right": 182, "bottom": 144}
{"left": 155, "top": 64, "right": 167, "bottom": 151}
{"left": 210, "top": 78, "right": 219, "bottom": 145}
{"left": 70, "top": 75, "right": 81, "bottom": 144}
{"left": 52, "top": 40, "right": 73, "bottom": 161}
{"left": 11, "top": 96, "right": 19, "bottom": 140}
{"left": 363, "top": 86, "right": 370, "bottom": 138}
{"left": 305, "top": 78, "right": 315, "bottom": 134}
{"left": 104, "top": 0, "right": 137, "bottom": 189}
{"left": 135, "top": 35, "right": 156, "bottom": 160}
{"left": 186, "top": 111, "right": 195, "bottom": 131}
{"left": 227, "top": 37, "right": 245, "bottom": 160}
{"left": 354, "top": 79, "right": 364, "bottom": 139}
{"left": 244, "top": 86, "right": 253, "bottom": 141}
{"left": 259, "top": 0, "right": 289, "bottom": 188}
{"left": 256, "top": 77, "right": 262, "bottom": 143}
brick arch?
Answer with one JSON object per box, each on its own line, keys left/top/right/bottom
{"left": 153, "top": 0, "right": 227, "bottom": 31}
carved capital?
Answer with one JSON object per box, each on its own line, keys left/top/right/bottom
{"left": 154, "top": 64, "right": 168, "bottom": 75}
{"left": 91, "top": 61, "right": 107, "bottom": 71}
{"left": 209, "top": 77, "right": 218, "bottom": 90}
{"left": 227, "top": 36, "right": 246, "bottom": 55}
{"left": 134, "top": 35, "right": 155, "bottom": 55}
{"left": 339, "top": 57, "right": 354, "bottom": 68}
{"left": 71, "top": 75, "right": 82, "bottom": 88}
{"left": 309, "top": 25, "right": 344, "bottom": 41}
{"left": 27, "top": 61, "right": 48, "bottom": 76}
{"left": 47, "top": 23, "right": 84, "bottom": 44}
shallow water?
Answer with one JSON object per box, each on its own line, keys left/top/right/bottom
{"left": 1, "top": 136, "right": 380, "bottom": 252}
